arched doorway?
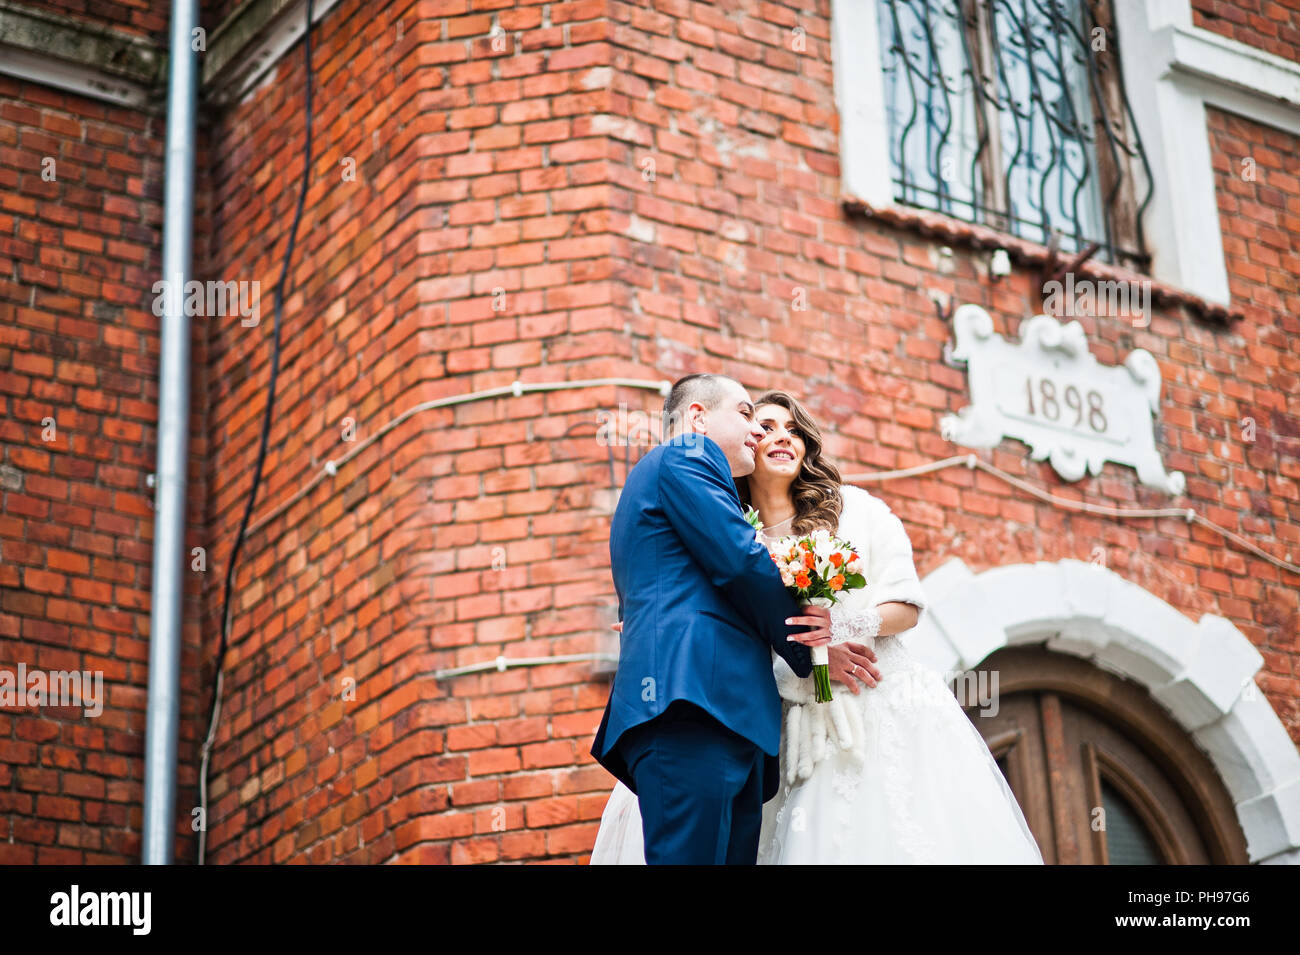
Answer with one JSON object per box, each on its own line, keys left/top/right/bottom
{"left": 958, "top": 646, "right": 1247, "bottom": 863}
{"left": 913, "top": 558, "right": 1300, "bottom": 864}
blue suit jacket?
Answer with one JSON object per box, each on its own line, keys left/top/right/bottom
{"left": 590, "top": 432, "right": 813, "bottom": 802}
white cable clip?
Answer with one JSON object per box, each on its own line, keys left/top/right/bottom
{"left": 965, "top": 454, "right": 977, "bottom": 468}
{"left": 658, "top": 379, "right": 671, "bottom": 396}
{"left": 324, "top": 460, "right": 337, "bottom": 476}
{"left": 496, "top": 655, "right": 508, "bottom": 671}
{"left": 511, "top": 380, "right": 523, "bottom": 398}
{"left": 1185, "top": 508, "right": 1195, "bottom": 523}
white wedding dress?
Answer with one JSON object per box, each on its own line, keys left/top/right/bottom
{"left": 589, "top": 484, "right": 1043, "bottom": 865}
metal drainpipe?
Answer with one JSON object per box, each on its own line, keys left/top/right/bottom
{"left": 142, "top": 0, "right": 198, "bottom": 865}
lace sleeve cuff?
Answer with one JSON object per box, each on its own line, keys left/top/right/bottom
{"left": 830, "top": 604, "right": 882, "bottom": 646}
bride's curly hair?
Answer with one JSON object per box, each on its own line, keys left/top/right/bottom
{"left": 735, "top": 390, "right": 843, "bottom": 535}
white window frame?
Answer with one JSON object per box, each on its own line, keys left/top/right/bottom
{"left": 833, "top": 0, "right": 1300, "bottom": 307}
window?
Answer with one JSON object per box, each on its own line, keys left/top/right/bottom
{"left": 1100, "top": 779, "right": 1162, "bottom": 865}
{"left": 873, "top": 0, "right": 1152, "bottom": 269}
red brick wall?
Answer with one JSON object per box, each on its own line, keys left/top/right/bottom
{"left": 1192, "top": 0, "right": 1300, "bottom": 61}
{"left": 24, "top": 0, "right": 167, "bottom": 39}
{"left": 196, "top": 0, "right": 621, "bottom": 863}
{"left": 2, "top": 0, "right": 1297, "bottom": 866}
{"left": 390, "top": 0, "right": 1293, "bottom": 862}
{"left": 0, "top": 74, "right": 209, "bottom": 862}
{"left": 108, "top": 0, "right": 1300, "bottom": 864}
{"left": 1204, "top": 105, "right": 1300, "bottom": 733}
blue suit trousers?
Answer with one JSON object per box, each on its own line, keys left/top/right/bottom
{"left": 615, "top": 700, "right": 766, "bottom": 865}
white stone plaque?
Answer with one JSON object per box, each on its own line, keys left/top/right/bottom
{"left": 939, "top": 305, "right": 1186, "bottom": 495}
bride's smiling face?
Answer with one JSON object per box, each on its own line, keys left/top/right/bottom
{"left": 753, "top": 403, "right": 806, "bottom": 481}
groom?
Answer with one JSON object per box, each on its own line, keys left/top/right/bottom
{"left": 590, "top": 373, "right": 831, "bottom": 864}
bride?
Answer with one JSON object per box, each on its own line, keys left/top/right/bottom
{"left": 590, "top": 390, "right": 1043, "bottom": 864}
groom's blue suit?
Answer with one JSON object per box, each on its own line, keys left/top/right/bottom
{"left": 590, "top": 431, "right": 813, "bottom": 864}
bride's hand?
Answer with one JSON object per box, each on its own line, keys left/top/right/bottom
{"left": 829, "top": 642, "right": 880, "bottom": 693}
{"left": 785, "top": 604, "right": 832, "bottom": 646}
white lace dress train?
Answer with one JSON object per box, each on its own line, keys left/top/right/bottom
{"left": 756, "top": 630, "right": 1042, "bottom": 864}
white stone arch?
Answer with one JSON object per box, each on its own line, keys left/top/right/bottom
{"left": 910, "top": 557, "right": 1300, "bottom": 864}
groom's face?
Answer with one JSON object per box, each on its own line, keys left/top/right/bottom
{"left": 703, "top": 378, "right": 766, "bottom": 478}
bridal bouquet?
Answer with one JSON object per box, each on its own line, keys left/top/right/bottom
{"left": 745, "top": 508, "right": 866, "bottom": 703}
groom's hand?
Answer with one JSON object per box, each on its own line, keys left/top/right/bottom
{"left": 829, "top": 643, "right": 880, "bottom": 693}
{"left": 785, "top": 604, "right": 832, "bottom": 647}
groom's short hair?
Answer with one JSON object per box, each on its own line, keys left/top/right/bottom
{"left": 663, "top": 373, "right": 733, "bottom": 438}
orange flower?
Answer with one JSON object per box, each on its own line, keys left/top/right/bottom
{"left": 829, "top": 552, "right": 844, "bottom": 568}
{"left": 802, "top": 552, "right": 815, "bottom": 570}
{"left": 829, "top": 574, "right": 844, "bottom": 591}
{"left": 795, "top": 572, "right": 810, "bottom": 589}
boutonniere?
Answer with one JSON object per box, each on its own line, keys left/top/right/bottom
{"left": 742, "top": 504, "right": 764, "bottom": 535}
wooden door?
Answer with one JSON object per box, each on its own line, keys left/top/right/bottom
{"left": 958, "top": 647, "right": 1249, "bottom": 865}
